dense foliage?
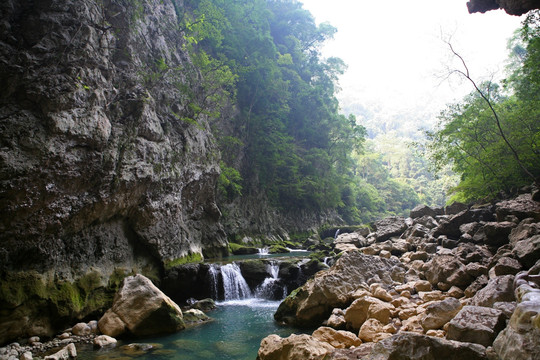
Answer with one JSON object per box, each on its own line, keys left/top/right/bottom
{"left": 181, "top": 0, "right": 369, "bottom": 223}
{"left": 425, "top": 11, "right": 540, "bottom": 203}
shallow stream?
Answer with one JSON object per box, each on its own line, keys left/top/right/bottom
{"left": 77, "top": 252, "right": 312, "bottom": 359}
{"left": 77, "top": 299, "right": 304, "bottom": 360}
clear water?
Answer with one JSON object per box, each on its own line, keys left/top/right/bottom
{"left": 77, "top": 299, "right": 305, "bottom": 360}
{"left": 211, "top": 250, "right": 311, "bottom": 262}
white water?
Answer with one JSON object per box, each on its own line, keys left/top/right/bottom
{"left": 255, "top": 262, "right": 285, "bottom": 299}
{"left": 258, "top": 247, "right": 269, "bottom": 255}
{"left": 208, "top": 264, "right": 219, "bottom": 299}
{"left": 220, "top": 263, "right": 253, "bottom": 300}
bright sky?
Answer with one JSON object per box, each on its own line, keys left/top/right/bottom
{"left": 300, "top": 0, "right": 525, "bottom": 118}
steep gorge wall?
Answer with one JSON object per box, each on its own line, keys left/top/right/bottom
{"left": 0, "top": 0, "right": 227, "bottom": 342}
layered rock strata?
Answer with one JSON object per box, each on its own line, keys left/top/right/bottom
{"left": 0, "top": 0, "right": 226, "bottom": 343}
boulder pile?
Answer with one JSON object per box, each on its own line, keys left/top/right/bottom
{"left": 261, "top": 189, "right": 540, "bottom": 360}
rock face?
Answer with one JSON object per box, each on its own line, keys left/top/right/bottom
{"left": 98, "top": 274, "right": 184, "bottom": 337}
{"left": 0, "top": 0, "right": 227, "bottom": 342}
{"left": 467, "top": 0, "right": 540, "bottom": 15}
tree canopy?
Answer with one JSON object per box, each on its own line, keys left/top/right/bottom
{"left": 425, "top": 11, "right": 540, "bottom": 203}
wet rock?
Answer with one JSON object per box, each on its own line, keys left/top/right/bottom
{"left": 43, "top": 343, "right": 76, "bottom": 360}
{"left": 446, "top": 306, "right": 506, "bottom": 347}
{"left": 98, "top": 274, "right": 184, "bottom": 337}
{"left": 94, "top": 335, "right": 117, "bottom": 348}
{"left": 182, "top": 309, "right": 209, "bottom": 324}
{"left": 257, "top": 334, "right": 334, "bottom": 360}
{"left": 191, "top": 298, "right": 216, "bottom": 312}
{"left": 71, "top": 322, "right": 92, "bottom": 336}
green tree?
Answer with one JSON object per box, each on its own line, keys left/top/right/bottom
{"left": 426, "top": 12, "right": 540, "bottom": 202}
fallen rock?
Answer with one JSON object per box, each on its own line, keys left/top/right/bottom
{"left": 363, "top": 332, "right": 487, "bottom": 360}
{"left": 512, "top": 235, "right": 540, "bottom": 268}
{"left": 44, "top": 343, "right": 76, "bottom": 360}
{"left": 470, "top": 275, "right": 515, "bottom": 307}
{"left": 421, "top": 297, "right": 462, "bottom": 331}
{"left": 358, "top": 318, "right": 392, "bottom": 343}
{"left": 410, "top": 204, "right": 437, "bottom": 219}
{"left": 372, "top": 217, "right": 408, "bottom": 242}
{"left": 98, "top": 274, "right": 184, "bottom": 337}
{"left": 274, "top": 252, "right": 404, "bottom": 327}
{"left": 344, "top": 296, "right": 394, "bottom": 330}
{"left": 473, "top": 222, "right": 515, "bottom": 247}
{"left": 94, "top": 335, "right": 117, "bottom": 348}
{"left": 312, "top": 326, "right": 362, "bottom": 348}
{"left": 257, "top": 334, "right": 334, "bottom": 360}
{"left": 425, "top": 255, "right": 472, "bottom": 289}
{"left": 495, "top": 194, "right": 540, "bottom": 222}
{"left": 72, "top": 322, "right": 92, "bottom": 336}
{"left": 446, "top": 305, "right": 506, "bottom": 347}
{"left": 493, "top": 284, "right": 540, "bottom": 360}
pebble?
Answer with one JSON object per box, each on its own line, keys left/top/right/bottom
{"left": 0, "top": 321, "right": 106, "bottom": 360}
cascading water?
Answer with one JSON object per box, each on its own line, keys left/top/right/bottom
{"left": 258, "top": 247, "right": 269, "bottom": 255}
{"left": 220, "top": 263, "right": 253, "bottom": 300}
{"left": 255, "top": 261, "right": 286, "bottom": 299}
{"left": 207, "top": 264, "right": 219, "bottom": 299}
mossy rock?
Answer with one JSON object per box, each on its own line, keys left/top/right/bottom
{"left": 268, "top": 245, "right": 290, "bottom": 254}
{"left": 229, "top": 243, "right": 259, "bottom": 255}
{"left": 164, "top": 253, "right": 203, "bottom": 269}
{"left": 238, "top": 260, "right": 269, "bottom": 288}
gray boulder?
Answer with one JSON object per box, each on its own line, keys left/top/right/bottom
{"left": 364, "top": 332, "right": 487, "bottom": 360}
{"left": 446, "top": 305, "right": 506, "bottom": 347}
{"left": 471, "top": 275, "right": 515, "bottom": 307}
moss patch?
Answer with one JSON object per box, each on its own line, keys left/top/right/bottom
{"left": 164, "top": 252, "right": 203, "bottom": 269}
{"left": 0, "top": 271, "right": 47, "bottom": 306}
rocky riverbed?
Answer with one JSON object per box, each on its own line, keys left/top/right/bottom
{"left": 258, "top": 187, "right": 540, "bottom": 359}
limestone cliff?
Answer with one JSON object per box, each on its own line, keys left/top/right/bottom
{"left": 0, "top": 0, "right": 227, "bottom": 342}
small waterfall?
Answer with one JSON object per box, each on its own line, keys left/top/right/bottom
{"left": 258, "top": 247, "right": 269, "bottom": 255}
{"left": 207, "top": 264, "right": 219, "bottom": 299}
{"left": 256, "top": 262, "right": 286, "bottom": 299}
{"left": 334, "top": 229, "right": 340, "bottom": 239}
{"left": 220, "top": 263, "right": 252, "bottom": 300}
